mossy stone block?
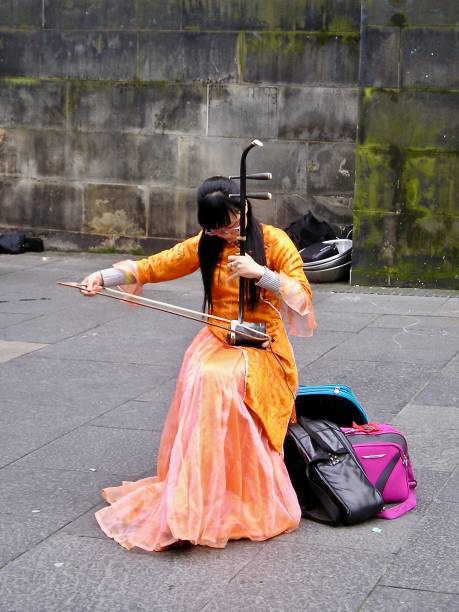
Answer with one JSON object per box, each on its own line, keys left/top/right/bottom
{"left": 0, "top": 79, "right": 66, "bottom": 129}
{"left": 84, "top": 184, "right": 146, "bottom": 237}
{"left": 359, "top": 26, "right": 399, "bottom": 87}
{"left": 0, "top": 0, "right": 41, "bottom": 29}
{"left": 0, "top": 178, "right": 83, "bottom": 231}
{"left": 401, "top": 28, "right": 459, "bottom": 89}
{"left": 351, "top": 210, "right": 459, "bottom": 289}
{"left": 278, "top": 86, "right": 358, "bottom": 140}
{"left": 359, "top": 90, "right": 459, "bottom": 152}
{"left": 44, "top": 0, "right": 181, "bottom": 30}
{"left": 365, "top": 0, "right": 459, "bottom": 27}
{"left": 0, "top": 32, "right": 137, "bottom": 80}
{"left": 244, "top": 32, "right": 359, "bottom": 86}
{"left": 182, "top": 0, "right": 324, "bottom": 31}
{"left": 70, "top": 81, "right": 207, "bottom": 135}
{"left": 139, "top": 32, "right": 239, "bottom": 83}
{"left": 355, "top": 148, "right": 458, "bottom": 216}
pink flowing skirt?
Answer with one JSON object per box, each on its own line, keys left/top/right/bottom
{"left": 95, "top": 328, "right": 301, "bottom": 551}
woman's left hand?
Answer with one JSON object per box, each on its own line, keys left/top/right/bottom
{"left": 227, "top": 254, "right": 264, "bottom": 280}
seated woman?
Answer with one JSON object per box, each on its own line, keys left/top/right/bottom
{"left": 81, "top": 176, "right": 316, "bottom": 552}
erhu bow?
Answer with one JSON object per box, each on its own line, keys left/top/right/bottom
{"left": 227, "top": 139, "right": 273, "bottom": 348}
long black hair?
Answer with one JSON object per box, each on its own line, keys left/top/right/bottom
{"left": 197, "top": 176, "right": 266, "bottom": 313}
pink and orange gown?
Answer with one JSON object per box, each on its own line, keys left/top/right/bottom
{"left": 95, "top": 224, "right": 316, "bottom": 550}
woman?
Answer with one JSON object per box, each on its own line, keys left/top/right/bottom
{"left": 81, "top": 176, "right": 316, "bottom": 551}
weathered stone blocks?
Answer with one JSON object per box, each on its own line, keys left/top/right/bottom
{"left": 179, "top": 136, "right": 307, "bottom": 193}
{"left": 359, "top": 90, "right": 459, "bottom": 152}
{"left": 0, "top": 129, "right": 66, "bottom": 177}
{"left": 401, "top": 28, "right": 459, "bottom": 89}
{"left": 244, "top": 32, "right": 360, "bottom": 86}
{"left": 208, "top": 85, "right": 278, "bottom": 138}
{"left": 0, "top": 32, "right": 137, "bottom": 80}
{"left": 359, "top": 27, "right": 399, "bottom": 87}
{"left": 0, "top": 179, "right": 83, "bottom": 231}
{"left": 278, "top": 86, "right": 358, "bottom": 140}
{"left": 0, "top": 0, "right": 42, "bottom": 29}
{"left": 351, "top": 211, "right": 459, "bottom": 289}
{"left": 365, "top": 0, "right": 459, "bottom": 27}
{"left": 182, "top": 0, "right": 360, "bottom": 32}
{"left": 84, "top": 184, "right": 146, "bottom": 237}
{"left": 70, "top": 81, "right": 207, "bottom": 135}
{"left": 68, "top": 132, "right": 179, "bottom": 183}
{"left": 0, "top": 79, "right": 66, "bottom": 130}
{"left": 139, "top": 32, "right": 239, "bottom": 82}
{"left": 307, "top": 142, "right": 355, "bottom": 194}
{"left": 148, "top": 188, "right": 198, "bottom": 238}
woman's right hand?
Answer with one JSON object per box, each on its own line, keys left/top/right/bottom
{"left": 80, "top": 271, "right": 103, "bottom": 296}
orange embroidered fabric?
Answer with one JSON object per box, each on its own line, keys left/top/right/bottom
{"left": 95, "top": 225, "right": 314, "bottom": 550}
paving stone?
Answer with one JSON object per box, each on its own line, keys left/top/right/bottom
{"left": 207, "top": 543, "right": 388, "bottom": 612}
{"left": 379, "top": 502, "right": 459, "bottom": 593}
{"left": 394, "top": 405, "right": 459, "bottom": 470}
{"left": 0, "top": 305, "right": 123, "bottom": 343}
{"left": 0, "top": 339, "right": 46, "bottom": 363}
{"left": 436, "top": 466, "right": 459, "bottom": 503}
{"left": 317, "top": 292, "right": 448, "bottom": 316}
{"left": 61, "top": 503, "right": 108, "bottom": 540}
{"left": 134, "top": 375, "right": 178, "bottom": 402}
{"left": 290, "top": 330, "right": 354, "bottom": 370}
{"left": 0, "top": 467, "right": 117, "bottom": 519}
{"left": 0, "top": 356, "right": 170, "bottom": 415}
{"left": 0, "top": 513, "right": 68, "bottom": 568}
{"left": 89, "top": 395, "right": 171, "bottom": 432}
{"left": 411, "top": 374, "right": 459, "bottom": 408}
{"left": 324, "top": 326, "right": 458, "bottom": 366}
{"left": 442, "top": 354, "right": 459, "bottom": 375}
{"left": 312, "top": 311, "right": 379, "bottom": 333}
{"left": 369, "top": 314, "right": 459, "bottom": 334}
{"left": 298, "top": 358, "right": 438, "bottom": 418}
{"left": 361, "top": 586, "right": 458, "bottom": 612}
{"left": 13, "top": 426, "right": 161, "bottom": 476}
{"left": 0, "top": 533, "right": 258, "bottom": 611}
{"left": 434, "top": 298, "right": 459, "bottom": 317}
{"left": 0, "top": 312, "right": 38, "bottom": 329}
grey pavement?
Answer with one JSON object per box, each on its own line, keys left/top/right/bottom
{"left": 0, "top": 252, "right": 458, "bottom": 612}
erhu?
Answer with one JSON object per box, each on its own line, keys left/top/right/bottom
{"left": 59, "top": 140, "right": 274, "bottom": 349}
{"left": 226, "top": 139, "right": 273, "bottom": 348}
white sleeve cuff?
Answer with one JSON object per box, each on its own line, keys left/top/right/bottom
{"left": 255, "top": 267, "right": 281, "bottom": 294}
{"left": 100, "top": 268, "right": 126, "bottom": 287}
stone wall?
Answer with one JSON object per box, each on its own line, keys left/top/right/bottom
{"left": 0, "top": 0, "right": 360, "bottom": 254}
{"left": 353, "top": 1, "right": 459, "bottom": 289}
{"left": 0, "top": 1, "right": 457, "bottom": 288}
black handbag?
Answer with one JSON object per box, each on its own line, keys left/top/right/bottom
{"left": 285, "top": 417, "right": 384, "bottom": 525}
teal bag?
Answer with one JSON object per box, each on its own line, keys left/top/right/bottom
{"left": 295, "top": 385, "right": 368, "bottom": 427}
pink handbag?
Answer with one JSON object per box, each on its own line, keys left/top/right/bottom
{"left": 341, "top": 423, "right": 417, "bottom": 519}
